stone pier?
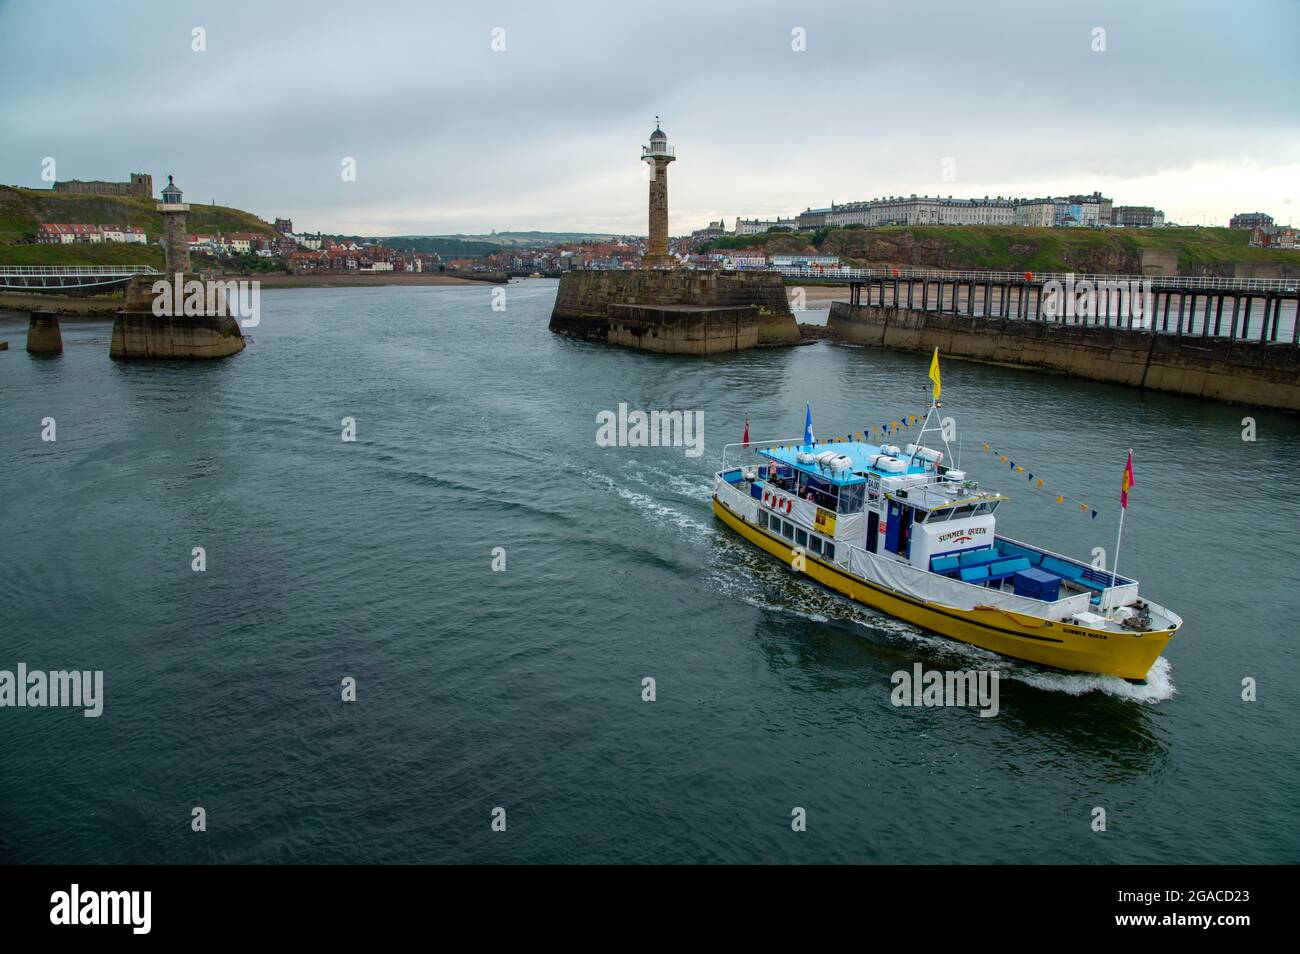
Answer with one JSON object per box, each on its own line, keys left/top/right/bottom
{"left": 110, "top": 276, "right": 246, "bottom": 360}
{"left": 550, "top": 270, "right": 801, "bottom": 354}
{"left": 26, "top": 311, "right": 63, "bottom": 354}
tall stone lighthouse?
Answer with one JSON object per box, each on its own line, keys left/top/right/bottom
{"left": 641, "top": 119, "right": 675, "bottom": 269}
{"left": 157, "top": 174, "right": 190, "bottom": 272}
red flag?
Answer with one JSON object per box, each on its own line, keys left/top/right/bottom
{"left": 1120, "top": 451, "right": 1134, "bottom": 509}
{"left": 742, "top": 416, "right": 750, "bottom": 449}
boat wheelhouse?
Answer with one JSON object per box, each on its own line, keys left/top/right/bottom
{"left": 712, "top": 421, "right": 1182, "bottom": 680}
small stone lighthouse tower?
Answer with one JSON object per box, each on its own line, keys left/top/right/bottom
{"left": 641, "top": 119, "right": 675, "bottom": 269}
{"left": 157, "top": 175, "right": 190, "bottom": 272}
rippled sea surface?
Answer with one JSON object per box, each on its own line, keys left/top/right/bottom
{"left": 2, "top": 279, "right": 1298, "bottom": 864}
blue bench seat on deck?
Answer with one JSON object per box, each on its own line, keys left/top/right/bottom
{"left": 930, "top": 554, "right": 961, "bottom": 576}
{"left": 1039, "top": 555, "right": 1109, "bottom": 603}
{"left": 997, "top": 541, "right": 1043, "bottom": 566}
{"left": 987, "top": 557, "right": 1031, "bottom": 582}
{"left": 959, "top": 565, "right": 990, "bottom": 583}
{"left": 1040, "top": 555, "right": 1084, "bottom": 581}
{"left": 958, "top": 548, "right": 1001, "bottom": 568}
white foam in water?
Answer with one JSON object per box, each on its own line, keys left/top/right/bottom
{"left": 585, "top": 467, "right": 717, "bottom": 542}
{"left": 1011, "top": 655, "right": 1176, "bottom": 703}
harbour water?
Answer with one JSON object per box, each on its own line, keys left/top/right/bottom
{"left": 2, "top": 280, "right": 1298, "bottom": 864}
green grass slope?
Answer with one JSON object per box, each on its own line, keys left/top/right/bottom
{"left": 0, "top": 185, "right": 277, "bottom": 246}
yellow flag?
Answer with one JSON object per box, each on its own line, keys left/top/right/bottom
{"left": 928, "top": 348, "right": 941, "bottom": 402}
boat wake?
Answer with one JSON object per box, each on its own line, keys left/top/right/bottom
{"left": 1010, "top": 655, "right": 1176, "bottom": 703}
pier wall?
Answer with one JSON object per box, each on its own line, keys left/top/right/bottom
{"left": 109, "top": 276, "right": 246, "bottom": 360}
{"left": 606, "top": 304, "right": 760, "bottom": 354}
{"left": 828, "top": 302, "right": 1300, "bottom": 412}
{"left": 550, "top": 270, "right": 800, "bottom": 352}
{"left": 26, "top": 311, "right": 63, "bottom": 354}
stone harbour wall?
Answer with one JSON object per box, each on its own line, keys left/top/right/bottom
{"left": 550, "top": 269, "right": 801, "bottom": 351}
{"left": 827, "top": 302, "right": 1300, "bottom": 413}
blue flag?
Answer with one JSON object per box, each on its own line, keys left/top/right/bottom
{"left": 804, "top": 403, "right": 815, "bottom": 447}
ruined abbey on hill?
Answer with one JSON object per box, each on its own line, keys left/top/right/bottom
{"left": 53, "top": 172, "right": 153, "bottom": 198}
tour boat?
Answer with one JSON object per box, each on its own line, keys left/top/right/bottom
{"left": 712, "top": 399, "right": 1182, "bottom": 681}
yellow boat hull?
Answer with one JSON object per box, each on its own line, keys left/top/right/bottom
{"left": 713, "top": 498, "right": 1175, "bottom": 680}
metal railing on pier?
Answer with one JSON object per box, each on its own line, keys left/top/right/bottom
{"left": 0, "top": 265, "right": 159, "bottom": 277}
{"left": 734, "top": 264, "right": 1298, "bottom": 293}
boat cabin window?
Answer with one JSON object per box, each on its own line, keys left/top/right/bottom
{"left": 798, "top": 474, "right": 839, "bottom": 511}
{"left": 758, "top": 511, "right": 768, "bottom": 529}
{"left": 782, "top": 520, "right": 794, "bottom": 540}
{"left": 972, "top": 501, "right": 1000, "bottom": 516}
{"left": 809, "top": 537, "right": 822, "bottom": 555}
{"left": 795, "top": 528, "right": 808, "bottom": 548}
{"left": 837, "top": 483, "right": 864, "bottom": 515}
{"left": 950, "top": 504, "right": 975, "bottom": 519}
{"left": 925, "top": 509, "right": 949, "bottom": 523}
{"left": 824, "top": 542, "right": 835, "bottom": 560}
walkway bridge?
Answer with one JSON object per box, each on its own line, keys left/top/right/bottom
{"left": 0, "top": 265, "right": 159, "bottom": 293}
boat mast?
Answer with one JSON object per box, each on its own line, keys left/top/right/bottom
{"left": 1109, "top": 447, "right": 1132, "bottom": 601}
{"left": 907, "top": 392, "right": 955, "bottom": 472}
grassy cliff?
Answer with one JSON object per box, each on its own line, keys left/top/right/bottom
{"left": 0, "top": 185, "right": 277, "bottom": 265}
{"left": 701, "top": 225, "right": 1299, "bottom": 276}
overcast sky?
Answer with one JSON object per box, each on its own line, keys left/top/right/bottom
{"left": 2, "top": 0, "right": 1297, "bottom": 235}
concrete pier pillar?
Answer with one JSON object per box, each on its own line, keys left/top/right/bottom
{"left": 1229, "top": 295, "right": 1241, "bottom": 341}
{"left": 1242, "top": 297, "right": 1253, "bottom": 338}
{"left": 1213, "top": 295, "right": 1225, "bottom": 336}
{"left": 26, "top": 310, "right": 63, "bottom": 354}
{"left": 1268, "top": 295, "right": 1281, "bottom": 341}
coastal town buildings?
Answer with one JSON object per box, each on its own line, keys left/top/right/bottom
{"left": 734, "top": 216, "right": 797, "bottom": 235}
{"left": 1230, "top": 212, "right": 1274, "bottom": 230}
{"left": 796, "top": 207, "right": 834, "bottom": 229}
{"left": 36, "top": 223, "right": 147, "bottom": 244}
{"left": 1113, "top": 205, "right": 1166, "bottom": 228}
{"left": 715, "top": 189, "right": 1180, "bottom": 237}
